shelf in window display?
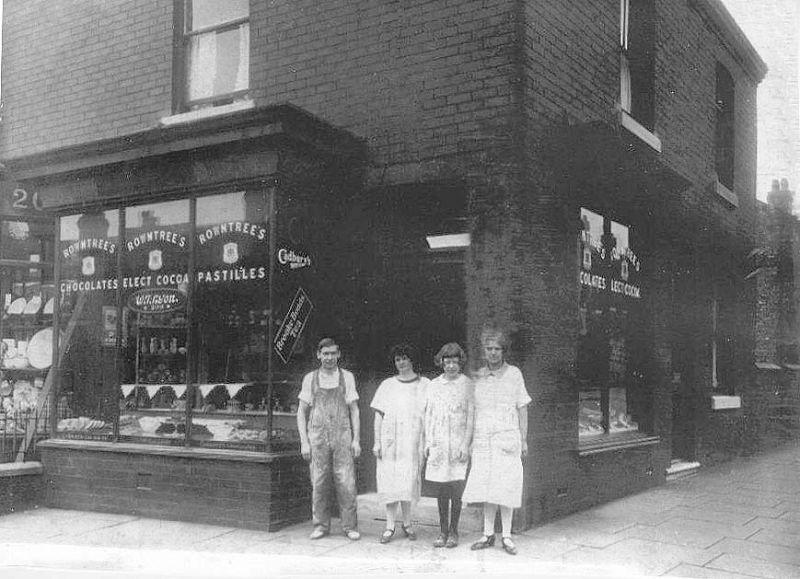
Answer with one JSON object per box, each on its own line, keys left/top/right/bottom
{"left": 0, "top": 366, "right": 48, "bottom": 376}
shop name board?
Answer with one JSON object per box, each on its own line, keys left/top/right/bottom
{"left": 127, "top": 288, "right": 186, "bottom": 314}
{"left": 274, "top": 288, "right": 313, "bottom": 364}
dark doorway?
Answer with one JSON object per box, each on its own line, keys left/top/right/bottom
{"left": 348, "top": 183, "right": 468, "bottom": 493}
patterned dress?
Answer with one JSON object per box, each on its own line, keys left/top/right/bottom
{"left": 462, "top": 364, "right": 531, "bottom": 508}
{"left": 423, "top": 373, "right": 474, "bottom": 482}
{"left": 370, "top": 375, "right": 428, "bottom": 503}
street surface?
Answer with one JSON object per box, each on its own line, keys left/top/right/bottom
{"left": 0, "top": 441, "right": 799, "bottom": 578}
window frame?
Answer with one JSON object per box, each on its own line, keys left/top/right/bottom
{"left": 174, "top": 0, "right": 251, "bottom": 113}
{"left": 714, "top": 63, "right": 736, "bottom": 191}
{"left": 51, "top": 183, "right": 284, "bottom": 451}
{"left": 577, "top": 208, "right": 647, "bottom": 442}
{"left": 619, "top": 0, "right": 656, "bottom": 132}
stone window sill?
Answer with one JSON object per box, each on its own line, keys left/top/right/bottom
{"left": 711, "top": 395, "right": 741, "bottom": 410}
{"left": 578, "top": 431, "right": 661, "bottom": 456}
{"left": 619, "top": 110, "right": 662, "bottom": 153}
{"left": 709, "top": 179, "right": 739, "bottom": 208}
{"left": 160, "top": 99, "right": 255, "bottom": 127}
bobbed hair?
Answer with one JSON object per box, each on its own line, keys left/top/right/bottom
{"left": 390, "top": 343, "right": 418, "bottom": 369}
{"left": 434, "top": 342, "right": 467, "bottom": 367}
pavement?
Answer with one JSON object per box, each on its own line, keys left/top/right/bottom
{"left": 1, "top": 442, "right": 799, "bottom": 579}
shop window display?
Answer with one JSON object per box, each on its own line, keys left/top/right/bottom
{"left": 56, "top": 210, "right": 120, "bottom": 437}
{"left": 0, "top": 214, "right": 55, "bottom": 455}
{"left": 577, "top": 207, "right": 645, "bottom": 440}
{"left": 51, "top": 188, "right": 298, "bottom": 448}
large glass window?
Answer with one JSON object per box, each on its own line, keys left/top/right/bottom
{"left": 119, "top": 200, "right": 190, "bottom": 441}
{"left": 52, "top": 188, "right": 285, "bottom": 449}
{"left": 56, "top": 211, "right": 120, "bottom": 438}
{"left": 577, "top": 208, "right": 645, "bottom": 441}
{"left": 182, "top": 0, "right": 249, "bottom": 111}
{"left": 192, "top": 191, "right": 271, "bottom": 444}
{"left": 0, "top": 212, "right": 55, "bottom": 461}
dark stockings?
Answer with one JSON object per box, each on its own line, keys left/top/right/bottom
{"left": 436, "top": 482, "right": 464, "bottom": 535}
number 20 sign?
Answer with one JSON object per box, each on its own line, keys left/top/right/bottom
{"left": 0, "top": 184, "right": 46, "bottom": 216}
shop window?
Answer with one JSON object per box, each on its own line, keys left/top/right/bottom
{"left": 715, "top": 64, "right": 735, "bottom": 191}
{"left": 52, "top": 189, "right": 283, "bottom": 449}
{"left": 577, "top": 208, "right": 645, "bottom": 441}
{"left": 620, "top": 0, "right": 656, "bottom": 131}
{"left": 118, "top": 200, "right": 190, "bottom": 440}
{"left": 192, "top": 191, "right": 272, "bottom": 445}
{"left": 179, "top": 0, "right": 249, "bottom": 111}
{"left": 0, "top": 212, "right": 55, "bottom": 459}
{"left": 56, "top": 210, "right": 121, "bottom": 437}
{"left": 711, "top": 297, "right": 736, "bottom": 393}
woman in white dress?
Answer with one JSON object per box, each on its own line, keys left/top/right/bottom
{"left": 423, "top": 342, "right": 474, "bottom": 548}
{"left": 371, "top": 343, "right": 429, "bottom": 543}
{"left": 462, "top": 328, "right": 530, "bottom": 555}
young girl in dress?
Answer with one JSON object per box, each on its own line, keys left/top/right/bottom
{"left": 423, "top": 342, "right": 474, "bottom": 548}
{"left": 371, "top": 343, "right": 429, "bottom": 543}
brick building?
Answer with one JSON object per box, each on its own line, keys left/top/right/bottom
{"left": 0, "top": 0, "right": 768, "bottom": 530}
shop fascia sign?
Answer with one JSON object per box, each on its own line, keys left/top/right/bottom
{"left": 579, "top": 231, "right": 642, "bottom": 299}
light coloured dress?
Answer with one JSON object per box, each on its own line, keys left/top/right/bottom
{"left": 370, "top": 375, "right": 428, "bottom": 503}
{"left": 462, "top": 364, "right": 531, "bottom": 508}
{"left": 424, "top": 373, "right": 474, "bottom": 482}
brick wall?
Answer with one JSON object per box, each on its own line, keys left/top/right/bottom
{"left": 39, "top": 442, "right": 311, "bottom": 531}
{"left": 1, "top": 0, "right": 173, "bottom": 156}
{"left": 0, "top": 463, "right": 44, "bottom": 516}
{"left": 2, "top": 0, "right": 519, "bottom": 173}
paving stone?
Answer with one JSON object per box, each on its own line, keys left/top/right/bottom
{"left": 558, "top": 538, "right": 716, "bottom": 576}
{"left": 707, "top": 537, "right": 800, "bottom": 566}
{"left": 704, "top": 552, "right": 800, "bottom": 579}
{"left": 615, "top": 518, "right": 754, "bottom": 549}
{"left": 743, "top": 516, "right": 800, "bottom": 537}
{"left": 746, "top": 528, "right": 800, "bottom": 550}
{"left": 665, "top": 563, "right": 763, "bottom": 578}
{"left": 659, "top": 505, "right": 757, "bottom": 527}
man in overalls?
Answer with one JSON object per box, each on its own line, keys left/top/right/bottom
{"left": 297, "top": 337, "right": 361, "bottom": 540}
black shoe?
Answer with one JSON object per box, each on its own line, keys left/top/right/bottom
{"left": 433, "top": 533, "right": 447, "bottom": 548}
{"left": 445, "top": 531, "right": 459, "bottom": 548}
{"left": 470, "top": 534, "right": 495, "bottom": 550}
{"left": 401, "top": 524, "right": 417, "bottom": 541}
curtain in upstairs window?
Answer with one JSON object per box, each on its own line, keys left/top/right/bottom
{"left": 187, "top": 33, "right": 216, "bottom": 102}
{"left": 235, "top": 25, "right": 249, "bottom": 93}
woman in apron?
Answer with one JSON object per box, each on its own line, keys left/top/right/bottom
{"left": 371, "top": 343, "right": 428, "bottom": 543}
{"left": 462, "top": 328, "right": 530, "bottom": 555}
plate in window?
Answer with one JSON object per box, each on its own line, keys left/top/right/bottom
{"left": 27, "top": 328, "right": 54, "bottom": 369}
{"left": 7, "top": 297, "right": 26, "bottom": 315}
